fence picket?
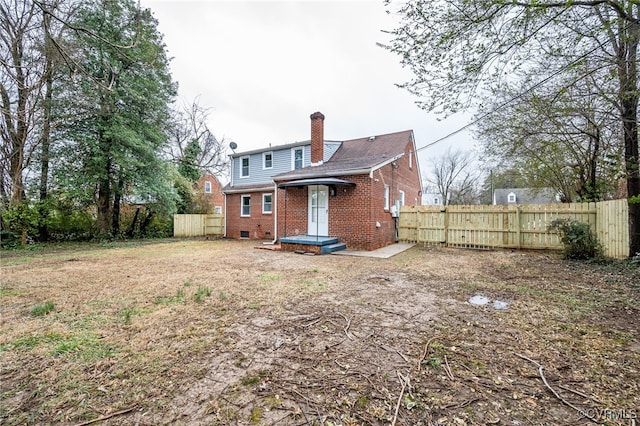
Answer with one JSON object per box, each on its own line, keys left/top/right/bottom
{"left": 399, "top": 200, "right": 629, "bottom": 259}
{"left": 173, "top": 214, "right": 224, "bottom": 237}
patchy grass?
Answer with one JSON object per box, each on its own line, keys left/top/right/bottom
{"left": 29, "top": 301, "right": 55, "bottom": 317}
{"left": 1, "top": 240, "right": 638, "bottom": 425}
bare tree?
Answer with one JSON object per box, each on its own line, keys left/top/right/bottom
{"left": 0, "top": 0, "right": 75, "bottom": 210}
{"left": 427, "top": 149, "right": 477, "bottom": 205}
{"left": 382, "top": 0, "right": 640, "bottom": 256}
{"left": 166, "top": 98, "right": 229, "bottom": 179}
{"left": 1, "top": 0, "right": 43, "bottom": 207}
{"left": 476, "top": 60, "right": 623, "bottom": 203}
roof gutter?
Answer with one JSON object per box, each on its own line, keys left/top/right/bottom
{"left": 272, "top": 168, "right": 372, "bottom": 182}
{"left": 369, "top": 153, "right": 405, "bottom": 178}
{"left": 222, "top": 184, "right": 275, "bottom": 194}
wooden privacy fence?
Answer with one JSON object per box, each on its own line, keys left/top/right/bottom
{"left": 398, "top": 199, "right": 629, "bottom": 259}
{"left": 173, "top": 214, "right": 224, "bottom": 237}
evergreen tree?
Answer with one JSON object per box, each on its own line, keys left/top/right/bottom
{"left": 55, "top": 0, "right": 176, "bottom": 237}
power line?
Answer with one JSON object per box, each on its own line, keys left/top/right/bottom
{"left": 415, "top": 41, "right": 607, "bottom": 153}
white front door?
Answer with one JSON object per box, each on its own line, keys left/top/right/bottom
{"left": 308, "top": 185, "right": 329, "bottom": 236}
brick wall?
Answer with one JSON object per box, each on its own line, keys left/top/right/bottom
{"left": 196, "top": 174, "right": 225, "bottom": 213}
{"left": 276, "top": 140, "right": 422, "bottom": 251}
{"left": 225, "top": 192, "right": 275, "bottom": 239}
{"left": 310, "top": 112, "right": 325, "bottom": 164}
{"left": 227, "top": 141, "right": 422, "bottom": 250}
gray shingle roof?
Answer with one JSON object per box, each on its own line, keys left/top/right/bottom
{"left": 493, "top": 188, "right": 558, "bottom": 204}
{"left": 272, "top": 130, "right": 413, "bottom": 181}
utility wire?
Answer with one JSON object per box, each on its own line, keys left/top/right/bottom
{"left": 415, "top": 39, "right": 609, "bottom": 153}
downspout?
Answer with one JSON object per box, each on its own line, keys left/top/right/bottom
{"left": 225, "top": 155, "right": 233, "bottom": 238}
{"left": 223, "top": 193, "right": 227, "bottom": 238}
{"left": 263, "top": 182, "right": 278, "bottom": 245}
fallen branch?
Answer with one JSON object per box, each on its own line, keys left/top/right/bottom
{"left": 418, "top": 336, "right": 440, "bottom": 371}
{"left": 396, "top": 350, "right": 409, "bottom": 363}
{"left": 74, "top": 406, "right": 136, "bottom": 426}
{"left": 337, "top": 312, "right": 353, "bottom": 340}
{"left": 302, "top": 317, "right": 322, "bottom": 328}
{"left": 514, "top": 353, "right": 599, "bottom": 424}
{"left": 443, "top": 398, "right": 480, "bottom": 409}
{"left": 444, "top": 355, "right": 455, "bottom": 381}
{"left": 558, "top": 384, "right": 602, "bottom": 404}
{"left": 391, "top": 371, "right": 408, "bottom": 426}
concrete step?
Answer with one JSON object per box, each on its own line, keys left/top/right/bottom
{"left": 321, "top": 242, "right": 347, "bottom": 254}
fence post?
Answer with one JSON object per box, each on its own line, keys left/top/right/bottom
{"left": 443, "top": 205, "right": 449, "bottom": 247}
{"left": 516, "top": 205, "right": 521, "bottom": 249}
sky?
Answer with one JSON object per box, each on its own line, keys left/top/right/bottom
{"left": 139, "top": 0, "right": 478, "bottom": 180}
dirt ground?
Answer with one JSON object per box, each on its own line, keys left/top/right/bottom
{"left": 1, "top": 239, "right": 638, "bottom": 425}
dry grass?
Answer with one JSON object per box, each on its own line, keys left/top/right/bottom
{"left": 1, "top": 239, "right": 638, "bottom": 425}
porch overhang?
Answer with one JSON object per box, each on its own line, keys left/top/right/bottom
{"left": 277, "top": 177, "right": 356, "bottom": 189}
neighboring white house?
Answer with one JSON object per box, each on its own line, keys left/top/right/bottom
{"left": 422, "top": 192, "right": 446, "bottom": 206}
{"left": 493, "top": 188, "right": 560, "bottom": 205}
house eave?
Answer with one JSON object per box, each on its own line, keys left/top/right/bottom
{"left": 222, "top": 183, "right": 275, "bottom": 194}
{"left": 272, "top": 168, "right": 372, "bottom": 182}
{"left": 370, "top": 153, "right": 405, "bottom": 175}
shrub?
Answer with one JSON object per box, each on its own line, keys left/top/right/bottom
{"left": 549, "top": 218, "right": 603, "bottom": 260}
{"left": 45, "top": 202, "right": 96, "bottom": 242}
{"left": 1, "top": 202, "right": 41, "bottom": 246}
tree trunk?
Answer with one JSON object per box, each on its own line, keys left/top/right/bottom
{"left": 97, "top": 176, "right": 111, "bottom": 238}
{"left": 127, "top": 207, "right": 141, "bottom": 237}
{"left": 618, "top": 14, "right": 640, "bottom": 257}
{"left": 38, "top": 11, "right": 53, "bottom": 242}
{"left": 140, "top": 210, "right": 154, "bottom": 236}
{"left": 622, "top": 95, "right": 640, "bottom": 256}
{"left": 111, "top": 176, "right": 124, "bottom": 237}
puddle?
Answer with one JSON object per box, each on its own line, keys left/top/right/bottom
{"left": 468, "top": 295, "right": 510, "bottom": 310}
{"left": 468, "top": 295, "right": 490, "bottom": 306}
{"left": 492, "top": 300, "right": 510, "bottom": 310}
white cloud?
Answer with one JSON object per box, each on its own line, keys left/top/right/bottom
{"left": 141, "top": 0, "right": 478, "bottom": 175}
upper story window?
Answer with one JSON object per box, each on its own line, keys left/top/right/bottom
{"left": 204, "top": 181, "right": 212, "bottom": 193}
{"left": 241, "top": 195, "right": 251, "bottom": 216}
{"left": 507, "top": 192, "right": 516, "bottom": 203}
{"left": 241, "top": 156, "right": 250, "bottom": 178}
{"left": 384, "top": 185, "right": 390, "bottom": 210}
{"left": 433, "top": 197, "right": 439, "bottom": 205}
{"left": 399, "top": 190, "right": 405, "bottom": 206}
{"left": 292, "top": 147, "right": 304, "bottom": 170}
{"left": 263, "top": 152, "right": 273, "bottom": 169}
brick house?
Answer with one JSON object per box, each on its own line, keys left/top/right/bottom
{"left": 222, "top": 112, "right": 423, "bottom": 252}
{"left": 194, "top": 173, "right": 225, "bottom": 214}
